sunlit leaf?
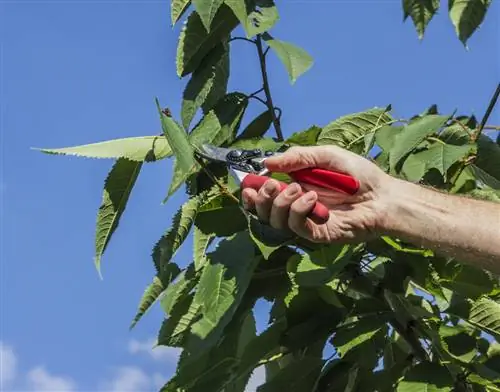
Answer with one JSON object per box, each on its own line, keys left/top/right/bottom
{"left": 285, "top": 125, "right": 321, "bottom": 146}
{"left": 34, "top": 136, "right": 171, "bottom": 162}
{"left": 248, "top": 215, "right": 294, "bottom": 259}
{"left": 181, "top": 41, "right": 229, "bottom": 130}
{"left": 94, "top": 158, "right": 142, "bottom": 276}
{"left": 192, "top": 0, "right": 225, "bottom": 31}
{"left": 171, "top": 0, "right": 191, "bottom": 25}
{"left": 130, "top": 264, "right": 181, "bottom": 329}
{"left": 193, "top": 225, "right": 214, "bottom": 271}
{"left": 262, "top": 32, "right": 313, "bottom": 85}
{"left": 156, "top": 98, "right": 195, "bottom": 175}
{"left": 449, "top": 0, "right": 493, "bottom": 46}
{"left": 318, "top": 107, "right": 394, "bottom": 155}
{"left": 389, "top": 114, "right": 450, "bottom": 170}
{"left": 186, "top": 233, "right": 260, "bottom": 352}
{"left": 225, "top": 0, "right": 279, "bottom": 38}
{"left": 152, "top": 196, "right": 202, "bottom": 273}
{"left": 176, "top": 5, "right": 239, "bottom": 77}
{"left": 402, "top": 0, "right": 440, "bottom": 39}
{"left": 287, "top": 244, "right": 352, "bottom": 287}
{"left": 401, "top": 141, "right": 475, "bottom": 182}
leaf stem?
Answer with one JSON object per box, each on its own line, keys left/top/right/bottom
{"left": 473, "top": 82, "right": 500, "bottom": 141}
{"left": 484, "top": 125, "right": 500, "bottom": 131}
{"left": 193, "top": 154, "right": 239, "bottom": 203}
{"left": 229, "top": 36, "right": 256, "bottom": 44}
{"left": 256, "top": 34, "right": 284, "bottom": 141}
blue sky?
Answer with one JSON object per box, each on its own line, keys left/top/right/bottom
{"left": 1, "top": 1, "right": 499, "bottom": 391}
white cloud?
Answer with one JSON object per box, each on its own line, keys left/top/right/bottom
{"left": 245, "top": 366, "right": 266, "bottom": 392}
{"left": 26, "top": 366, "right": 77, "bottom": 391}
{"left": 127, "top": 338, "right": 181, "bottom": 363}
{"left": 0, "top": 341, "right": 17, "bottom": 388}
{"left": 99, "top": 366, "right": 153, "bottom": 392}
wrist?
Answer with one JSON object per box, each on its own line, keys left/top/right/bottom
{"left": 374, "top": 176, "right": 429, "bottom": 237}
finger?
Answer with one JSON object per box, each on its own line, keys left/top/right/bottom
{"left": 269, "top": 182, "right": 303, "bottom": 230}
{"left": 288, "top": 191, "right": 319, "bottom": 238}
{"left": 265, "top": 145, "right": 358, "bottom": 174}
{"left": 241, "top": 188, "right": 257, "bottom": 211}
{"left": 254, "top": 178, "right": 281, "bottom": 223}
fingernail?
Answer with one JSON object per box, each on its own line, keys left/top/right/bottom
{"left": 285, "top": 183, "right": 300, "bottom": 197}
{"left": 262, "top": 181, "right": 278, "bottom": 197}
{"left": 302, "top": 192, "right": 317, "bottom": 205}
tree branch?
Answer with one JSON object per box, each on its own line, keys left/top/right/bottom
{"left": 256, "top": 34, "right": 284, "bottom": 141}
{"left": 229, "top": 36, "right": 256, "bottom": 44}
{"left": 473, "top": 82, "right": 500, "bottom": 141}
{"left": 484, "top": 125, "right": 500, "bottom": 131}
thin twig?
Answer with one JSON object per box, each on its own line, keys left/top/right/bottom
{"left": 249, "top": 87, "right": 265, "bottom": 97}
{"left": 256, "top": 34, "right": 284, "bottom": 141}
{"left": 229, "top": 36, "right": 255, "bottom": 44}
{"left": 473, "top": 83, "right": 500, "bottom": 141}
{"left": 484, "top": 125, "right": 500, "bottom": 131}
{"left": 193, "top": 154, "right": 239, "bottom": 203}
{"left": 249, "top": 95, "right": 268, "bottom": 106}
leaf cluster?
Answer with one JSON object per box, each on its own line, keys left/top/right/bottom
{"left": 35, "top": 1, "right": 500, "bottom": 391}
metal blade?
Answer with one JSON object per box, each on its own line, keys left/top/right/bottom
{"left": 194, "top": 144, "right": 232, "bottom": 163}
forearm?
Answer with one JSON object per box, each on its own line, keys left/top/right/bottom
{"left": 379, "top": 178, "right": 500, "bottom": 274}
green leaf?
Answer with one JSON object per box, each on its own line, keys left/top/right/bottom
{"left": 160, "top": 264, "right": 198, "bottom": 316}
{"left": 402, "top": 0, "right": 440, "bottom": 39}
{"left": 396, "top": 361, "right": 454, "bottom": 391}
{"left": 171, "top": 0, "right": 191, "bottom": 25}
{"left": 130, "top": 276, "right": 165, "bottom": 329}
{"left": 189, "top": 92, "right": 249, "bottom": 147}
{"left": 94, "top": 158, "right": 142, "bottom": 276}
{"left": 287, "top": 244, "right": 353, "bottom": 287}
{"left": 237, "top": 110, "right": 273, "bottom": 140}
{"left": 401, "top": 142, "right": 475, "bottom": 182}
{"left": 186, "top": 233, "right": 260, "bottom": 353}
{"left": 389, "top": 114, "right": 450, "bottom": 170}
{"left": 262, "top": 33, "right": 313, "bottom": 85}
{"left": 449, "top": 0, "right": 492, "bottom": 46}
{"left": 130, "top": 264, "right": 181, "bottom": 329}
{"left": 285, "top": 125, "right": 321, "bottom": 146}
{"left": 34, "top": 135, "right": 172, "bottom": 162}
{"left": 193, "top": 226, "right": 215, "bottom": 271}
{"left": 155, "top": 98, "right": 195, "bottom": 175}
{"left": 468, "top": 188, "right": 500, "bottom": 202}
{"left": 181, "top": 41, "right": 230, "bottom": 130}
{"left": 438, "top": 324, "right": 478, "bottom": 363}
{"left": 230, "top": 137, "right": 283, "bottom": 152}
{"left": 195, "top": 194, "right": 247, "bottom": 237}
{"left": 236, "top": 320, "right": 287, "bottom": 378}
{"left": 176, "top": 5, "right": 239, "bottom": 77}
{"left": 225, "top": 0, "right": 279, "bottom": 38}
{"left": 192, "top": 0, "right": 225, "bottom": 31}
{"left": 449, "top": 297, "right": 500, "bottom": 340}
{"left": 248, "top": 215, "right": 294, "bottom": 259}
{"left": 318, "top": 107, "right": 394, "bottom": 155}
{"left": 332, "top": 316, "right": 388, "bottom": 358}
{"left": 439, "top": 264, "right": 495, "bottom": 299}
{"left": 475, "top": 134, "right": 500, "bottom": 182}
{"left": 257, "top": 356, "right": 324, "bottom": 392}
{"left": 152, "top": 196, "right": 202, "bottom": 273}
{"left": 166, "top": 92, "right": 248, "bottom": 200}
{"left": 158, "top": 293, "right": 202, "bottom": 347}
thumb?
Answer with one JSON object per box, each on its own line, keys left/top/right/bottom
{"left": 264, "top": 145, "right": 344, "bottom": 173}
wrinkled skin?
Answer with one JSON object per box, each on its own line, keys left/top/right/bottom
{"left": 241, "top": 145, "right": 393, "bottom": 243}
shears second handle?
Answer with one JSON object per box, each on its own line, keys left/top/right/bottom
{"left": 289, "top": 168, "right": 360, "bottom": 195}
{"left": 240, "top": 174, "right": 330, "bottom": 225}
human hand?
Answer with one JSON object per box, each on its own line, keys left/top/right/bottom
{"left": 241, "top": 145, "right": 394, "bottom": 243}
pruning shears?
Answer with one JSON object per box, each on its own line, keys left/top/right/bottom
{"left": 195, "top": 144, "right": 360, "bottom": 225}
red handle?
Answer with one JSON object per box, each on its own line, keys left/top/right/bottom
{"left": 241, "top": 174, "right": 331, "bottom": 225}
{"left": 289, "top": 168, "right": 359, "bottom": 195}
